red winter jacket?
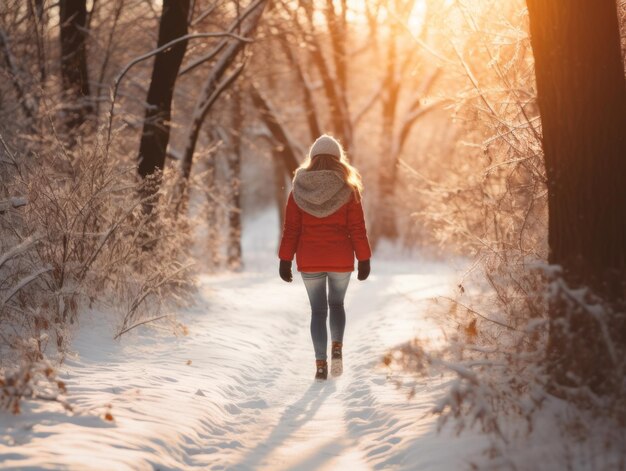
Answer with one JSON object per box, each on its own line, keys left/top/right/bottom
{"left": 278, "top": 192, "right": 372, "bottom": 273}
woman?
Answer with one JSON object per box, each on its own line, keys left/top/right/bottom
{"left": 278, "top": 134, "right": 372, "bottom": 381}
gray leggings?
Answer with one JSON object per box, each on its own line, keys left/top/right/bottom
{"left": 301, "top": 271, "right": 351, "bottom": 361}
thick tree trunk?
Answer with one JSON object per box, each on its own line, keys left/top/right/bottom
{"left": 59, "top": 0, "right": 92, "bottom": 128}
{"left": 526, "top": 0, "right": 626, "bottom": 390}
{"left": 137, "top": 0, "right": 190, "bottom": 183}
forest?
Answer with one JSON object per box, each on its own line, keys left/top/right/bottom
{"left": 0, "top": 0, "right": 625, "bottom": 469}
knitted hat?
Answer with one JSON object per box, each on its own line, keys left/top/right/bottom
{"left": 309, "top": 134, "right": 342, "bottom": 159}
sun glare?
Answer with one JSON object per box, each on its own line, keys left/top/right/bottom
{"left": 407, "top": 1, "right": 427, "bottom": 33}
{"left": 345, "top": 0, "right": 428, "bottom": 34}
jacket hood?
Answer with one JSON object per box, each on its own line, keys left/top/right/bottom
{"left": 292, "top": 168, "right": 353, "bottom": 218}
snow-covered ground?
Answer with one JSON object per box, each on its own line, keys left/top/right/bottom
{"left": 0, "top": 210, "right": 488, "bottom": 470}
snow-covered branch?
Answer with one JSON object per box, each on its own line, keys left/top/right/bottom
{"left": 179, "top": 0, "right": 267, "bottom": 76}
{"left": 178, "top": 0, "right": 268, "bottom": 180}
{"left": 106, "top": 31, "right": 254, "bottom": 149}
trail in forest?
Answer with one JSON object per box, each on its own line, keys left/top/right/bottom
{"left": 0, "top": 212, "right": 485, "bottom": 470}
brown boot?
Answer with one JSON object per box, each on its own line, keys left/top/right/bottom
{"left": 315, "top": 360, "right": 328, "bottom": 380}
{"left": 331, "top": 342, "right": 343, "bottom": 377}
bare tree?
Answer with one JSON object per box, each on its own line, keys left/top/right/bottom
{"left": 137, "top": 0, "right": 191, "bottom": 191}
{"left": 372, "top": 68, "right": 443, "bottom": 245}
{"left": 374, "top": 2, "right": 407, "bottom": 243}
{"left": 0, "top": 27, "right": 36, "bottom": 123}
{"left": 28, "top": 0, "right": 47, "bottom": 93}
{"left": 249, "top": 85, "right": 300, "bottom": 177}
{"left": 250, "top": 84, "right": 301, "bottom": 229}
{"left": 370, "top": 1, "right": 445, "bottom": 246}
{"left": 178, "top": 0, "right": 268, "bottom": 192}
{"left": 276, "top": 30, "right": 322, "bottom": 141}
{"left": 227, "top": 87, "right": 243, "bottom": 270}
{"left": 526, "top": 0, "right": 626, "bottom": 390}
{"left": 276, "top": 0, "right": 352, "bottom": 148}
{"left": 59, "top": 0, "right": 92, "bottom": 128}
{"left": 93, "top": 0, "right": 125, "bottom": 117}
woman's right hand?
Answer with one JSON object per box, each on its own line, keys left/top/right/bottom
{"left": 279, "top": 259, "right": 293, "bottom": 282}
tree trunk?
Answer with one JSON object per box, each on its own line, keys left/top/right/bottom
{"left": 526, "top": 0, "right": 626, "bottom": 390}
{"left": 205, "top": 128, "right": 223, "bottom": 269}
{"left": 273, "top": 149, "right": 288, "bottom": 236}
{"left": 324, "top": 0, "right": 347, "bottom": 93}
{"left": 298, "top": 1, "right": 352, "bottom": 147}
{"left": 323, "top": 0, "right": 352, "bottom": 149}
{"left": 278, "top": 34, "right": 321, "bottom": 141}
{"left": 28, "top": 0, "right": 47, "bottom": 87}
{"left": 371, "top": 74, "right": 443, "bottom": 248}
{"left": 250, "top": 85, "right": 300, "bottom": 233}
{"left": 59, "top": 0, "right": 92, "bottom": 129}
{"left": 370, "top": 1, "right": 430, "bottom": 247}
{"left": 137, "top": 0, "right": 190, "bottom": 185}
{"left": 250, "top": 86, "right": 300, "bottom": 176}
{"left": 227, "top": 90, "right": 243, "bottom": 271}
{"left": 372, "top": 25, "right": 400, "bottom": 245}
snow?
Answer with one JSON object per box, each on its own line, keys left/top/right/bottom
{"left": 0, "top": 209, "right": 488, "bottom": 470}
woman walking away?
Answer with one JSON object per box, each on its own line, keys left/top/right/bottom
{"left": 278, "top": 134, "right": 372, "bottom": 381}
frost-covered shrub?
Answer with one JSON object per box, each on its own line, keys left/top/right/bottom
{"left": 390, "top": 267, "right": 626, "bottom": 464}
{"left": 0, "top": 337, "right": 71, "bottom": 414}
{"left": 0, "top": 128, "right": 195, "bottom": 407}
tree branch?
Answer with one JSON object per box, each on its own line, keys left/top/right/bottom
{"left": 106, "top": 31, "right": 253, "bottom": 151}
{"left": 179, "top": 0, "right": 266, "bottom": 76}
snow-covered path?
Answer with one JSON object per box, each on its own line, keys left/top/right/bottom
{"left": 0, "top": 213, "right": 486, "bottom": 470}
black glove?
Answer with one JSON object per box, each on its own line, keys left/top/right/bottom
{"left": 279, "top": 259, "right": 293, "bottom": 282}
{"left": 357, "top": 259, "right": 370, "bottom": 281}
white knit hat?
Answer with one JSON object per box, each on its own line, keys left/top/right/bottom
{"left": 309, "top": 134, "right": 342, "bottom": 159}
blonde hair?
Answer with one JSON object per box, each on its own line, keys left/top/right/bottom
{"left": 298, "top": 146, "right": 364, "bottom": 202}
